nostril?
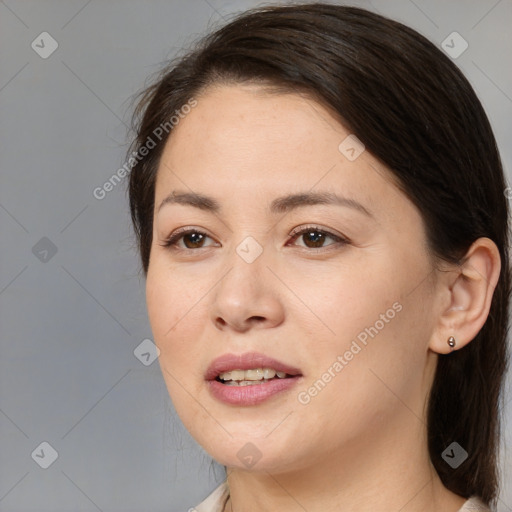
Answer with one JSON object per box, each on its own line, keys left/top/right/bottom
{"left": 215, "top": 318, "right": 227, "bottom": 327}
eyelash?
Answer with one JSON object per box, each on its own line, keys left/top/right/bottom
{"left": 159, "top": 225, "right": 350, "bottom": 252}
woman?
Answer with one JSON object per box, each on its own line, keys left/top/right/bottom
{"left": 127, "top": 3, "right": 509, "bottom": 511}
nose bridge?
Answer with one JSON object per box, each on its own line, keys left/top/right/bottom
{"left": 234, "top": 234, "right": 266, "bottom": 266}
{"left": 219, "top": 232, "right": 268, "bottom": 294}
{"left": 209, "top": 231, "right": 284, "bottom": 330}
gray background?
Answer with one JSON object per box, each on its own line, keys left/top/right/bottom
{"left": 0, "top": 0, "right": 511, "bottom": 510}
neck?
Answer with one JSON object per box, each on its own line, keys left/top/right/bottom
{"left": 222, "top": 408, "right": 466, "bottom": 512}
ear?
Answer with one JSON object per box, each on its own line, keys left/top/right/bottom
{"left": 429, "top": 237, "right": 501, "bottom": 354}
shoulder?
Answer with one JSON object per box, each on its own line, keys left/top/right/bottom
{"left": 190, "top": 480, "right": 229, "bottom": 512}
{"left": 458, "top": 496, "right": 491, "bottom": 511}
{"left": 185, "top": 486, "right": 490, "bottom": 511}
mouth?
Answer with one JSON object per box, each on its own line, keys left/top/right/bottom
{"left": 205, "top": 351, "right": 303, "bottom": 385}
{"left": 205, "top": 352, "right": 303, "bottom": 406}
{"left": 214, "top": 368, "right": 299, "bottom": 386}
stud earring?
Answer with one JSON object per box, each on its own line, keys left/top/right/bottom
{"left": 447, "top": 336, "right": 456, "bottom": 350}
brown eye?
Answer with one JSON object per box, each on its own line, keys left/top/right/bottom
{"left": 299, "top": 230, "right": 328, "bottom": 248}
{"left": 182, "top": 232, "right": 206, "bottom": 249}
{"left": 289, "top": 226, "right": 349, "bottom": 249}
{"left": 161, "top": 229, "right": 216, "bottom": 250}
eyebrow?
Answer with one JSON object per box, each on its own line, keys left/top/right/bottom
{"left": 157, "top": 190, "right": 373, "bottom": 217}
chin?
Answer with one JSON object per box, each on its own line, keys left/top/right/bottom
{"left": 201, "top": 436, "right": 309, "bottom": 475}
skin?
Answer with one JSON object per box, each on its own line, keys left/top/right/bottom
{"left": 145, "top": 84, "right": 501, "bottom": 512}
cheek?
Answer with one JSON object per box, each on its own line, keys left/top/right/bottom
{"left": 146, "top": 254, "right": 202, "bottom": 329}
{"left": 288, "top": 254, "right": 428, "bottom": 398}
{"left": 146, "top": 263, "right": 209, "bottom": 416}
{"left": 281, "top": 256, "right": 400, "bottom": 347}
{"left": 145, "top": 260, "right": 202, "bottom": 365}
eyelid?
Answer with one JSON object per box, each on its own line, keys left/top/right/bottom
{"left": 160, "top": 225, "right": 351, "bottom": 251}
{"left": 288, "top": 224, "right": 349, "bottom": 243}
{"left": 159, "top": 226, "right": 216, "bottom": 249}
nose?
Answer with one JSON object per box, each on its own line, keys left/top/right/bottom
{"left": 209, "top": 246, "right": 285, "bottom": 333}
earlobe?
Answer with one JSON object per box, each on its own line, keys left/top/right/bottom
{"left": 447, "top": 335, "right": 456, "bottom": 351}
{"left": 429, "top": 237, "right": 501, "bottom": 355}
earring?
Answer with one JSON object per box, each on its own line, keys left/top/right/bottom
{"left": 447, "top": 336, "right": 456, "bottom": 350}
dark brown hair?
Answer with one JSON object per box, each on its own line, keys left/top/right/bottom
{"left": 127, "top": 3, "right": 510, "bottom": 507}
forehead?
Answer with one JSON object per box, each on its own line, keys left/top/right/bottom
{"left": 154, "top": 84, "right": 412, "bottom": 224}
{"left": 164, "top": 84, "right": 343, "bottom": 161}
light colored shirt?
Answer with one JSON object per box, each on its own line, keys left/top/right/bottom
{"left": 191, "top": 480, "right": 491, "bottom": 511}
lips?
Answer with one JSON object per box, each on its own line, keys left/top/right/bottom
{"left": 205, "top": 351, "right": 302, "bottom": 381}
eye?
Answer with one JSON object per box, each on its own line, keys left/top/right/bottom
{"left": 159, "top": 228, "right": 217, "bottom": 250}
{"left": 159, "top": 225, "right": 350, "bottom": 252}
{"left": 287, "top": 225, "right": 350, "bottom": 249}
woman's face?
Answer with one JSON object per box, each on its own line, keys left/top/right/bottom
{"left": 146, "top": 84, "right": 441, "bottom": 473}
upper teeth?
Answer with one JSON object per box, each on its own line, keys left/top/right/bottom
{"left": 219, "top": 368, "right": 288, "bottom": 381}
